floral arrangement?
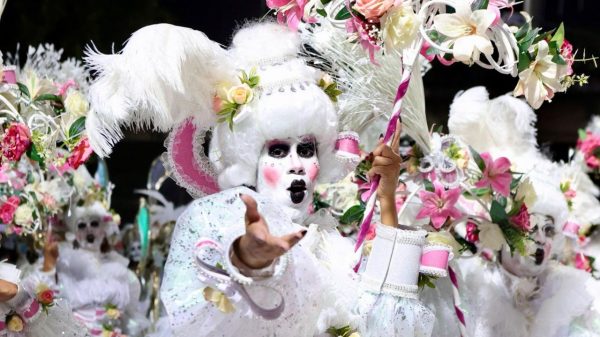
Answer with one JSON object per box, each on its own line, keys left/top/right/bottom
{"left": 326, "top": 325, "right": 360, "bottom": 337}
{"left": 576, "top": 129, "right": 600, "bottom": 176}
{"left": 0, "top": 45, "right": 94, "bottom": 235}
{"left": 214, "top": 68, "right": 260, "bottom": 130}
{"left": 267, "top": 0, "right": 595, "bottom": 109}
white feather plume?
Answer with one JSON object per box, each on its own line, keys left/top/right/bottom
{"left": 85, "top": 23, "right": 233, "bottom": 157}
{"left": 0, "top": 0, "right": 6, "bottom": 21}
{"left": 299, "top": 21, "right": 430, "bottom": 151}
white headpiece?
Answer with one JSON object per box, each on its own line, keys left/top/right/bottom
{"left": 86, "top": 22, "right": 358, "bottom": 197}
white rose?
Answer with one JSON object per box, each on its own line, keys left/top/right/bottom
{"left": 381, "top": 4, "right": 420, "bottom": 52}
{"left": 478, "top": 222, "right": 507, "bottom": 251}
{"left": 227, "top": 84, "right": 253, "bottom": 105}
{"left": 64, "top": 90, "right": 89, "bottom": 116}
{"left": 14, "top": 204, "right": 34, "bottom": 226}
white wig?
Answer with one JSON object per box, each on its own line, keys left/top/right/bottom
{"left": 208, "top": 23, "right": 339, "bottom": 189}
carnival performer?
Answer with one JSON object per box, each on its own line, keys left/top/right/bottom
{"left": 31, "top": 168, "right": 149, "bottom": 337}
{"left": 0, "top": 261, "right": 91, "bottom": 337}
{"left": 448, "top": 87, "right": 600, "bottom": 337}
{"left": 84, "top": 21, "right": 443, "bottom": 337}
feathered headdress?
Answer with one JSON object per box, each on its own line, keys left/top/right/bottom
{"left": 86, "top": 22, "right": 360, "bottom": 198}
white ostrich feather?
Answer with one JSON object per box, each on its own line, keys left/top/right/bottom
{"left": 300, "top": 21, "right": 430, "bottom": 152}
{"left": 134, "top": 189, "right": 186, "bottom": 225}
{"left": 84, "top": 23, "right": 233, "bottom": 157}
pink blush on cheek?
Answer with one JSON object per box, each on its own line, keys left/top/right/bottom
{"left": 262, "top": 167, "right": 281, "bottom": 188}
{"left": 308, "top": 163, "right": 320, "bottom": 181}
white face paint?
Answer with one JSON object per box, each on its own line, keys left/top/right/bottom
{"left": 256, "top": 136, "right": 320, "bottom": 218}
{"left": 75, "top": 216, "right": 106, "bottom": 252}
{"left": 501, "top": 213, "right": 556, "bottom": 277}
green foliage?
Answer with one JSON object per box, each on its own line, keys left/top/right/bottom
{"left": 335, "top": 6, "right": 351, "bottom": 20}
{"left": 312, "top": 192, "right": 331, "bottom": 212}
{"left": 340, "top": 204, "right": 366, "bottom": 225}
{"left": 469, "top": 146, "right": 486, "bottom": 172}
{"left": 418, "top": 274, "right": 437, "bottom": 289}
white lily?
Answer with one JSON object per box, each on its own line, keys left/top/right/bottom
{"left": 513, "top": 40, "right": 568, "bottom": 109}
{"left": 433, "top": 1, "right": 496, "bottom": 64}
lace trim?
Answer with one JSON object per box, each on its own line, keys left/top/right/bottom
{"left": 394, "top": 228, "right": 427, "bottom": 246}
{"left": 163, "top": 123, "right": 219, "bottom": 198}
{"left": 419, "top": 266, "right": 448, "bottom": 278}
{"left": 375, "top": 224, "right": 398, "bottom": 241}
{"left": 361, "top": 274, "right": 419, "bottom": 299}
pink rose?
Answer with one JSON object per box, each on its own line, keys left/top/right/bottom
{"left": 67, "top": 138, "right": 93, "bottom": 169}
{"left": 576, "top": 132, "right": 600, "bottom": 169}
{"left": 353, "top": 0, "right": 394, "bottom": 20}
{"left": 561, "top": 39, "right": 574, "bottom": 76}
{"left": 2, "top": 123, "right": 31, "bottom": 162}
{"left": 0, "top": 196, "right": 20, "bottom": 224}
{"left": 465, "top": 221, "right": 479, "bottom": 243}
{"left": 575, "top": 253, "right": 592, "bottom": 272}
{"left": 564, "top": 188, "right": 577, "bottom": 200}
{"left": 510, "top": 204, "right": 531, "bottom": 231}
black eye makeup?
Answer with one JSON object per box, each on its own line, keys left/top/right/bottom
{"left": 268, "top": 143, "right": 290, "bottom": 158}
{"left": 543, "top": 225, "right": 556, "bottom": 238}
{"left": 77, "top": 223, "right": 87, "bottom": 230}
{"left": 90, "top": 221, "right": 100, "bottom": 228}
{"left": 297, "top": 142, "right": 316, "bottom": 158}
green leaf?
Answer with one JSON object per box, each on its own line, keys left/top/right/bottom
{"left": 436, "top": 125, "right": 444, "bottom": 134}
{"left": 418, "top": 274, "right": 438, "bottom": 289}
{"left": 312, "top": 192, "right": 331, "bottom": 211}
{"left": 321, "top": 0, "right": 332, "bottom": 4}
{"left": 26, "top": 144, "right": 45, "bottom": 170}
{"left": 334, "top": 6, "right": 351, "bottom": 20}
{"left": 68, "top": 117, "right": 86, "bottom": 140}
{"left": 551, "top": 54, "right": 567, "bottom": 65}
{"left": 34, "top": 94, "right": 62, "bottom": 103}
{"left": 316, "top": 8, "right": 327, "bottom": 17}
{"left": 490, "top": 200, "right": 509, "bottom": 226}
{"left": 507, "top": 200, "right": 523, "bottom": 216}
{"left": 501, "top": 224, "right": 527, "bottom": 255}
{"left": 471, "top": 0, "right": 489, "bottom": 10}
{"left": 17, "top": 83, "right": 30, "bottom": 99}
{"left": 579, "top": 129, "right": 588, "bottom": 140}
{"left": 550, "top": 23, "right": 565, "bottom": 48}
{"left": 469, "top": 146, "right": 486, "bottom": 171}
{"left": 517, "top": 52, "right": 533, "bottom": 73}
{"left": 340, "top": 204, "right": 366, "bottom": 225}
{"left": 423, "top": 179, "right": 435, "bottom": 192}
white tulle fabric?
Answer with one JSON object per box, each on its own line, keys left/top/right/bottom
{"left": 29, "top": 245, "right": 148, "bottom": 336}
{"left": 0, "top": 262, "right": 90, "bottom": 337}
{"left": 457, "top": 257, "right": 600, "bottom": 337}
{"left": 161, "top": 187, "right": 356, "bottom": 337}
{"left": 420, "top": 270, "right": 463, "bottom": 337}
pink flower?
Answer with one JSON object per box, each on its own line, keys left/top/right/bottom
{"left": 560, "top": 39, "right": 574, "bottom": 76}
{"left": 56, "top": 79, "right": 77, "bottom": 97}
{"left": 575, "top": 253, "right": 592, "bottom": 272}
{"left": 416, "top": 181, "right": 462, "bottom": 229}
{"left": 475, "top": 152, "right": 512, "bottom": 197}
{"left": 577, "top": 132, "right": 600, "bottom": 169}
{"left": 564, "top": 188, "right": 577, "bottom": 200}
{"left": 465, "top": 221, "right": 479, "bottom": 243}
{"left": 346, "top": 17, "right": 381, "bottom": 64}
{"left": 67, "top": 138, "right": 93, "bottom": 169}
{"left": 353, "top": 0, "right": 394, "bottom": 20}
{"left": 0, "top": 196, "right": 20, "bottom": 224}
{"left": 510, "top": 204, "right": 531, "bottom": 231}
{"left": 2, "top": 123, "right": 31, "bottom": 162}
{"left": 266, "top": 0, "right": 316, "bottom": 31}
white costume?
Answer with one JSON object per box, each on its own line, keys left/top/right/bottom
{"left": 85, "top": 21, "right": 442, "bottom": 337}
{"left": 30, "top": 202, "right": 148, "bottom": 337}
{"left": 449, "top": 87, "right": 600, "bottom": 337}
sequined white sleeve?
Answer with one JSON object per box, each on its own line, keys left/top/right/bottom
{"left": 160, "top": 187, "right": 347, "bottom": 337}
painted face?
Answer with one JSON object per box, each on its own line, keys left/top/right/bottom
{"left": 75, "top": 216, "right": 106, "bottom": 252}
{"left": 256, "top": 136, "right": 320, "bottom": 217}
{"left": 501, "top": 213, "right": 556, "bottom": 277}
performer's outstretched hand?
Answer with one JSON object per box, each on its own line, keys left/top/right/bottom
{"left": 233, "top": 194, "right": 306, "bottom": 269}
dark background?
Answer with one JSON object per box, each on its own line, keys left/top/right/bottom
{"left": 1, "top": 0, "right": 599, "bottom": 222}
